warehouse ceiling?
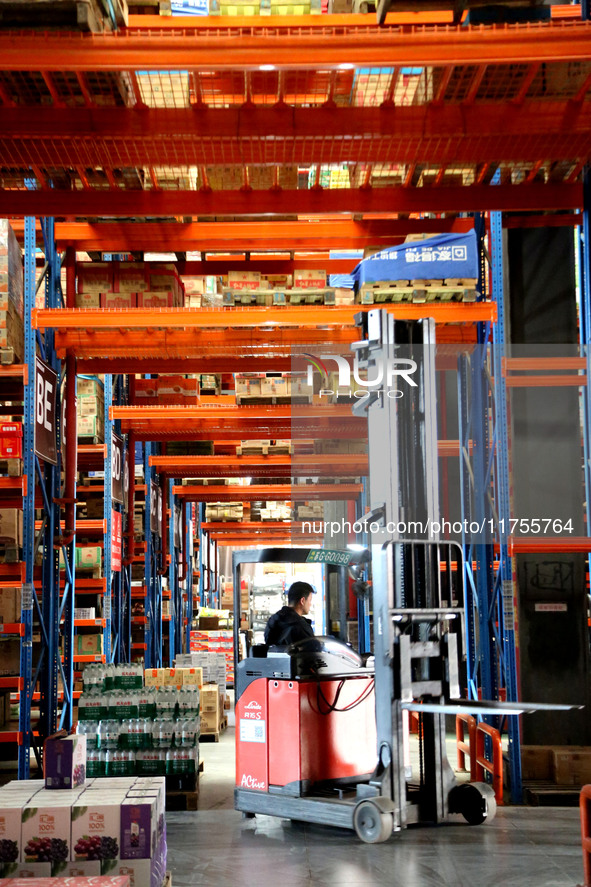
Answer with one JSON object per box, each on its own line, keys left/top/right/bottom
{"left": 0, "top": 13, "right": 590, "bottom": 238}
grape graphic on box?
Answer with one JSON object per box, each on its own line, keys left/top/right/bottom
{"left": 0, "top": 838, "right": 18, "bottom": 862}
{"left": 24, "top": 835, "right": 68, "bottom": 862}
{"left": 72, "top": 804, "right": 120, "bottom": 862}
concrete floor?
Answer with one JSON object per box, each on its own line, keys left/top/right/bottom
{"left": 165, "top": 708, "right": 586, "bottom": 887}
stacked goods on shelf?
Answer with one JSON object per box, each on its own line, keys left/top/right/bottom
{"left": 76, "top": 261, "right": 185, "bottom": 310}
{"left": 0, "top": 776, "right": 167, "bottom": 882}
{"left": 295, "top": 502, "right": 324, "bottom": 521}
{"left": 198, "top": 374, "right": 221, "bottom": 396}
{"left": 77, "top": 377, "right": 105, "bottom": 443}
{"left": 77, "top": 664, "right": 200, "bottom": 783}
{"left": 222, "top": 267, "right": 335, "bottom": 306}
{"left": 134, "top": 375, "right": 200, "bottom": 405}
{"left": 204, "top": 503, "right": 243, "bottom": 522}
{"left": 353, "top": 232, "right": 480, "bottom": 304}
{"left": 0, "top": 220, "right": 24, "bottom": 363}
{"left": 236, "top": 439, "right": 292, "bottom": 456}
{"left": 314, "top": 439, "right": 367, "bottom": 454}
{"left": 0, "top": 421, "right": 22, "bottom": 474}
{"left": 176, "top": 653, "right": 228, "bottom": 738}
{"left": 189, "top": 623, "right": 233, "bottom": 686}
{"left": 259, "top": 502, "right": 291, "bottom": 521}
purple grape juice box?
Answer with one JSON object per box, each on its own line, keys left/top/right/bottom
{"left": 71, "top": 800, "right": 122, "bottom": 862}
{"left": 120, "top": 797, "right": 158, "bottom": 859}
{"left": 44, "top": 734, "right": 87, "bottom": 790}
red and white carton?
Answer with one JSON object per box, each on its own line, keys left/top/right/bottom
{"left": 77, "top": 263, "right": 113, "bottom": 293}
{"left": 136, "top": 292, "right": 174, "bottom": 309}
{"left": 294, "top": 269, "right": 327, "bottom": 288}
{"left": 228, "top": 271, "right": 261, "bottom": 291}
{"left": 75, "top": 293, "right": 102, "bottom": 309}
{"left": 115, "top": 263, "right": 150, "bottom": 294}
{"left": 100, "top": 293, "right": 137, "bottom": 310}
{"left": 0, "top": 422, "right": 22, "bottom": 459}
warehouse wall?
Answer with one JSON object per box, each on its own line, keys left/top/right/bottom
{"left": 508, "top": 227, "right": 591, "bottom": 745}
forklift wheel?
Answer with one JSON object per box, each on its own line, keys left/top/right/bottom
{"left": 449, "top": 782, "right": 497, "bottom": 826}
{"left": 353, "top": 800, "right": 393, "bottom": 844}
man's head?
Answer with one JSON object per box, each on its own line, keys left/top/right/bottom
{"left": 287, "top": 581, "right": 315, "bottom": 616}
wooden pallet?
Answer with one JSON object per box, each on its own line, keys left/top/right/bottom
{"left": 523, "top": 780, "right": 582, "bottom": 807}
{"left": 200, "top": 716, "right": 228, "bottom": 743}
{"left": 236, "top": 443, "right": 293, "bottom": 456}
{"left": 166, "top": 788, "right": 199, "bottom": 811}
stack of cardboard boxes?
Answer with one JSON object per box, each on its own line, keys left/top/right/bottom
{"left": 134, "top": 375, "right": 200, "bottom": 405}
{"left": 76, "top": 262, "right": 185, "bottom": 310}
{"left": 0, "top": 776, "right": 167, "bottom": 884}
{"left": 77, "top": 377, "right": 105, "bottom": 443}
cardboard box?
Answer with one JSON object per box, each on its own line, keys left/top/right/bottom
{"left": 0, "top": 801, "right": 24, "bottom": 867}
{"left": 77, "top": 263, "right": 113, "bottom": 293}
{"left": 200, "top": 711, "right": 219, "bottom": 732}
{"left": 77, "top": 414, "right": 104, "bottom": 440}
{"left": 143, "top": 669, "right": 160, "bottom": 687}
{"left": 0, "top": 586, "right": 21, "bottom": 623}
{"left": 44, "top": 733, "right": 87, "bottom": 790}
{"left": 0, "top": 509, "right": 22, "bottom": 545}
{"left": 181, "top": 667, "right": 203, "bottom": 687}
{"left": 116, "top": 263, "right": 149, "bottom": 294}
{"left": 552, "top": 748, "right": 591, "bottom": 786}
{"left": 120, "top": 797, "right": 158, "bottom": 859}
{"left": 77, "top": 378, "right": 104, "bottom": 398}
{"left": 136, "top": 292, "right": 174, "bottom": 309}
{"left": 520, "top": 746, "right": 555, "bottom": 781}
{"left": 0, "top": 422, "right": 22, "bottom": 459}
{"left": 21, "top": 800, "right": 73, "bottom": 862}
{"left": 294, "top": 269, "right": 327, "bottom": 288}
{"left": 75, "top": 292, "right": 102, "bottom": 309}
{"left": 78, "top": 395, "right": 104, "bottom": 418}
{"left": 0, "top": 219, "right": 24, "bottom": 315}
{"left": 0, "top": 861, "right": 52, "bottom": 878}
{"left": 61, "top": 860, "right": 103, "bottom": 876}
{"left": 101, "top": 293, "right": 137, "bottom": 310}
{"left": 76, "top": 634, "right": 104, "bottom": 655}
{"left": 260, "top": 376, "right": 289, "bottom": 396}
{"left": 71, "top": 800, "right": 121, "bottom": 861}
{"left": 228, "top": 270, "right": 261, "bottom": 291}
{"left": 77, "top": 546, "right": 102, "bottom": 568}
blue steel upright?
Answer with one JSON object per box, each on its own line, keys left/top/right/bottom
{"left": 20, "top": 215, "right": 36, "bottom": 777}
{"left": 490, "top": 202, "right": 522, "bottom": 803}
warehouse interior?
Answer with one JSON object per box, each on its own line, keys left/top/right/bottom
{"left": 0, "top": 1, "right": 590, "bottom": 885}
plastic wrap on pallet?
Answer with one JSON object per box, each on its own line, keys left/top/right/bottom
{"left": 352, "top": 230, "right": 478, "bottom": 286}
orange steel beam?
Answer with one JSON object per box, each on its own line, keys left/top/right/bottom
{"left": 202, "top": 522, "right": 323, "bottom": 531}
{"left": 1, "top": 21, "right": 590, "bottom": 70}
{"left": 150, "top": 453, "right": 368, "bottom": 477}
{"left": 112, "top": 404, "right": 360, "bottom": 420}
{"left": 15, "top": 218, "right": 473, "bottom": 251}
{"left": 35, "top": 304, "right": 497, "bottom": 333}
{"left": 509, "top": 536, "right": 591, "bottom": 553}
{"left": 504, "top": 357, "right": 586, "bottom": 371}
{"left": 504, "top": 374, "right": 586, "bottom": 387}
{"left": 214, "top": 536, "right": 322, "bottom": 545}
{"left": 2, "top": 105, "right": 590, "bottom": 169}
{"left": 173, "top": 483, "right": 363, "bottom": 501}
{"left": 0, "top": 184, "right": 583, "bottom": 217}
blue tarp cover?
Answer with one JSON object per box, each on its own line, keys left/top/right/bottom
{"left": 352, "top": 230, "right": 478, "bottom": 286}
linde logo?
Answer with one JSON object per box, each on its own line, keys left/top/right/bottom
{"left": 241, "top": 774, "right": 266, "bottom": 790}
{"left": 304, "top": 352, "right": 418, "bottom": 400}
{"left": 244, "top": 701, "right": 262, "bottom": 710}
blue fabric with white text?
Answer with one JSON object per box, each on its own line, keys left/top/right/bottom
{"left": 352, "top": 230, "right": 478, "bottom": 286}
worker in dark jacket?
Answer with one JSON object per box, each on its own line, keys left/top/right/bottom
{"left": 264, "top": 581, "right": 315, "bottom": 646}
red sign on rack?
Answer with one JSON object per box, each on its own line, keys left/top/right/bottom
{"left": 112, "top": 509, "right": 122, "bottom": 572}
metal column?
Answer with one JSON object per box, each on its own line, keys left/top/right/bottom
{"left": 490, "top": 200, "right": 522, "bottom": 803}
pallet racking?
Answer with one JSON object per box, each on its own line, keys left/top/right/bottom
{"left": 0, "top": 8, "right": 589, "bottom": 799}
